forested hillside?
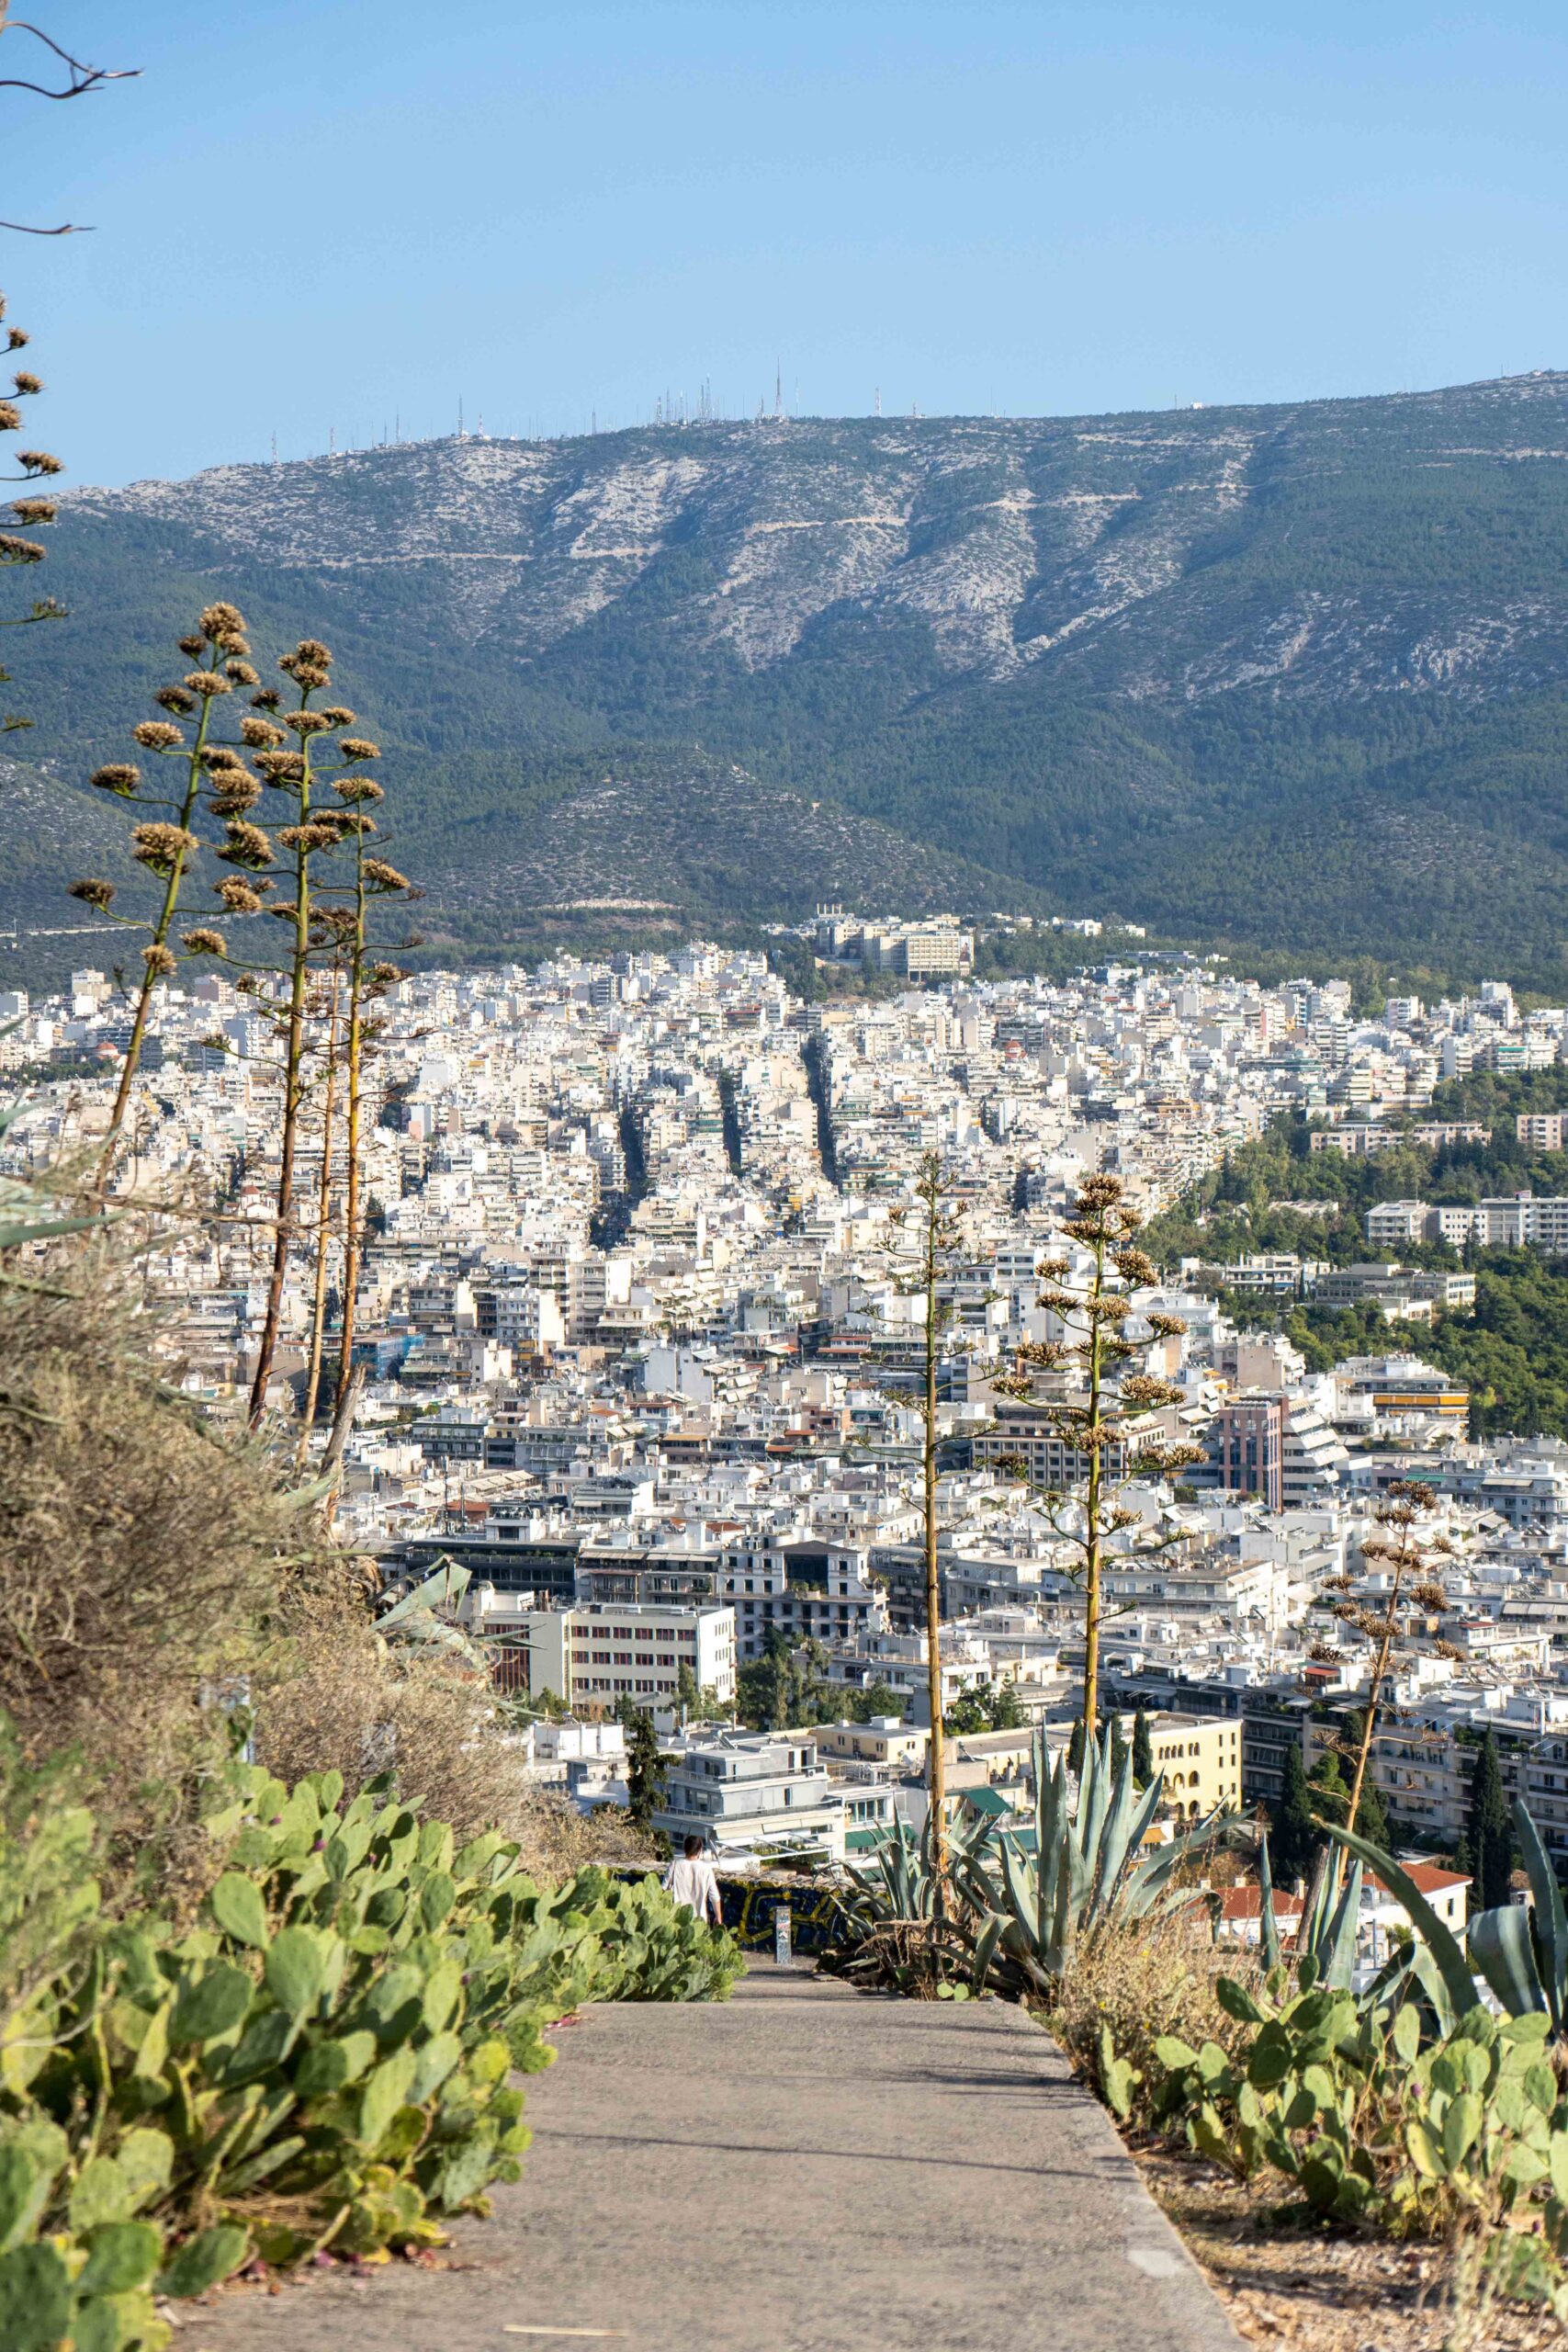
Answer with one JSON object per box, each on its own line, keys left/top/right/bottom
{"left": 1144, "top": 1071, "right": 1568, "bottom": 1437}
{"left": 9, "top": 370, "right": 1568, "bottom": 983}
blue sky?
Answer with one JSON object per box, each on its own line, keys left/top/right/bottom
{"left": 6, "top": 2, "right": 1567, "bottom": 483}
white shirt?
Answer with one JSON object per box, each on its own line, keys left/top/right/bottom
{"left": 665, "top": 1854, "right": 721, "bottom": 1920}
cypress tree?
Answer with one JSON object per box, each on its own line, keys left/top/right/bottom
{"left": 1132, "top": 1707, "right": 1154, "bottom": 1789}
{"left": 1270, "top": 1742, "right": 1315, "bottom": 1890}
{"left": 1066, "top": 1717, "right": 1086, "bottom": 1778}
{"left": 615, "top": 1698, "right": 668, "bottom": 1826}
{"left": 1345, "top": 1710, "right": 1392, "bottom": 1847}
{"left": 1109, "top": 1716, "right": 1130, "bottom": 1781}
{"left": 1353, "top": 1767, "right": 1392, "bottom": 1850}
{"left": 1468, "top": 1731, "right": 1514, "bottom": 1912}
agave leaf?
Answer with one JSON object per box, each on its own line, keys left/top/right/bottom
{"left": 1469, "top": 1901, "right": 1547, "bottom": 2021}
{"left": 1510, "top": 1799, "right": 1568, "bottom": 2036}
{"left": 378, "top": 1556, "right": 470, "bottom": 1630}
{"left": 1077, "top": 1727, "right": 1111, "bottom": 1879}
{"left": 1320, "top": 1821, "right": 1476, "bottom": 2023}
{"left": 1091, "top": 1736, "right": 1138, "bottom": 1921}
{"left": 1126, "top": 1769, "right": 1166, "bottom": 1858}
{"left": 1403, "top": 1939, "right": 1459, "bottom": 2038}
{"left": 970, "top": 1913, "right": 1002, "bottom": 1994}
{"left": 0, "top": 1212, "right": 102, "bottom": 1249}
{"left": 997, "top": 1835, "right": 1037, "bottom": 1939}
{"left": 1321, "top": 1858, "right": 1363, "bottom": 1992}
{"left": 1258, "top": 1829, "right": 1283, "bottom": 1975}
{"left": 1047, "top": 1828, "right": 1074, "bottom": 1976}
{"left": 1122, "top": 1805, "right": 1234, "bottom": 1914}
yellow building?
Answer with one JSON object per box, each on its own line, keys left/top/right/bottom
{"left": 1122, "top": 1712, "right": 1242, "bottom": 1821}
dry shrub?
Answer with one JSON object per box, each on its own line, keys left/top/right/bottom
{"left": 0, "top": 1238, "right": 295, "bottom": 1788}
{"left": 253, "top": 1584, "right": 660, "bottom": 1875}
{"left": 1049, "top": 1908, "right": 1257, "bottom": 2099}
{"left": 0, "top": 1231, "right": 656, "bottom": 1898}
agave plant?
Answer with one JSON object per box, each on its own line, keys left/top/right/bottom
{"left": 1469, "top": 1799, "right": 1568, "bottom": 2035}
{"left": 951, "top": 1724, "right": 1235, "bottom": 1996}
{"left": 836, "top": 1804, "right": 1005, "bottom": 1994}
{"left": 1321, "top": 1797, "right": 1568, "bottom": 2037}
{"left": 1253, "top": 1827, "right": 1365, "bottom": 1991}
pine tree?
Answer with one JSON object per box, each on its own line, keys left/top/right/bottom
{"left": 1270, "top": 1742, "right": 1316, "bottom": 1890}
{"left": 990, "top": 1682, "right": 1025, "bottom": 1732}
{"left": 1132, "top": 1708, "right": 1154, "bottom": 1789}
{"left": 1468, "top": 1731, "right": 1514, "bottom": 1911}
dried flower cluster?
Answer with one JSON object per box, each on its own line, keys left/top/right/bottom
{"left": 64, "top": 607, "right": 416, "bottom": 1333}
{"left": 0, "top": 291, "right": 64, "bottom": 733}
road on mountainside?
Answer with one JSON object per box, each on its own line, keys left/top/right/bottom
{"left": 191, "top": 1959, "right": 1240, "bottom": 2352}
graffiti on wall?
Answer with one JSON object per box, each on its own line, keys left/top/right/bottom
{"left": 613, "top": 1866, "right": 852, "bottom": 1953}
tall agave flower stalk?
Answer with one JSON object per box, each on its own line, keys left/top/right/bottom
{"left": 0, "top": 289, "right": 64, "bottom": 734}
{"left": 1331, "top": 1481, "right": 1451, "bottom": 1830}
{"left": 245, "top": 639, "right": 364, "bottom": 1429}
{"left": 66, "top": 603, "right": 262, "bottom": 1189}
{"left": 295, "top": 957, "right": 344, "bottom": 1464}
{"left": 318, "top": 747, "right": 412, "bottom": 1416}
{"left": 991, "top": 1171, "right": 1203, "bottom": 1739}
{"left": 910, "top": 1153, "right": 961, "bottom": 1890}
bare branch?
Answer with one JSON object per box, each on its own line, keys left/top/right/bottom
{"left": 0, "top": 17, "right": 140, "bottom": 101}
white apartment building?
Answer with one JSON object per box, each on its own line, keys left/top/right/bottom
{"left": 654, "top": 1729, "right": 849, "bottom": 1859}
{"left": 513, "top": 1601, "right": 736, "bottom": 1710}
{"left": 1281, "top": 1395, "right": 1350, "bottom": 1503}
{"left": 1368, "top": 1192, "right": 1568, "bottom": 1254}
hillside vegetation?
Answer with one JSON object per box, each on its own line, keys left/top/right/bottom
{"left": 9, "top": 373, "right": 1568, "bottom": 984}
{"left": 1144, "top": 1072, "right": 1568, "bottom": 1436}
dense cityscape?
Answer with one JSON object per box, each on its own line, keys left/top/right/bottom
{"left": 10, "top": 910, "right": 1568, "bottom": 1885}
{"left": 14, "top": 12, "right": 1568, "bottom": 2335}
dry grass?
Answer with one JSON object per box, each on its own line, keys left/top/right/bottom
{"left": 1048, "top": 1905, "right": 1256, "bottom": 2095}
{"left": 0, "top": 1233, "right": 657, "bottom": 1903}
{"left": 0, "top": 1240, "right": 293, "bottom": 1761}
{"left": 252, "top": 1583, "right": 658, "bottom": 1873}
{"left": 0, "top": 1237, "right": 305, "bottom": 1894}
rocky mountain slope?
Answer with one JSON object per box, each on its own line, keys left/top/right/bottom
{"left": 8, "top": 370, "right": 1568, "bottom": 977}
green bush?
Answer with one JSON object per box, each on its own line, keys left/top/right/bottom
{"left": 0, "top": 1758, "right": 741, "bottom": 2344}
{"left": 1100, "top": 1957, "right": 1568, "bottom": 2317}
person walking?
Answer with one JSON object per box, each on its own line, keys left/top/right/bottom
{"left": 664, "top": 1834, "right": 722, "bottom": 1928}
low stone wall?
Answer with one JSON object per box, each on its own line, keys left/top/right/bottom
{"left": 614, "top": 1866, "right": 853, "bottom": 1953}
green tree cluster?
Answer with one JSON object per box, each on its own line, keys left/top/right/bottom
{"left": 942, "top": 1682, "right": 1026, "bottom": 1737}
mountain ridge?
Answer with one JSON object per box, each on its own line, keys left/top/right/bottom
{"left": 7, "top": 369, "right": 1568, "bottom": 983}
